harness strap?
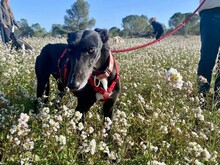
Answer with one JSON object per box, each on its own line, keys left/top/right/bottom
{"left": 107, "top": 55, "right": 120, "bottom": 93}
{"left": 89, "top": 54, "right": 120, "bottom": 101}
{"left": 88, "top": 79, "right": 110, "bottom": 100}
{"left": 92, "top": 51, "right": 114, "bottom": 79}
{"left": 63, "top": 58, "right": 70, "bottom": 84}
{"left": 57, "top": 48, "right": 120, "bottom": 101}
{"left": 57, "top": 48, "right": 69, "bottom": 84}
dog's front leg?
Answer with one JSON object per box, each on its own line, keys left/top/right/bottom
{"left": 34, "top": 76, "right": 50, "bottom": 113}
{"left": 75, "top": 96, "right": 96, "bottom": 123}
{"left": 102, "top": 97, "right": 119, "bottom": 140}
{"left": 57, "top": 82, "right": 66, "bottom": 99}
{"left": 102, "top": 98, "right": 117, "bottom": 120}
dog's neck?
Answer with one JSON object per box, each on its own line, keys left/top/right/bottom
{"left": 95, "top": 43, "right": 110, "bottom": 71}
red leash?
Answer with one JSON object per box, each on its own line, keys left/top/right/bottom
{"left": 111, "top": 0, "right": 207, "bottom": 53}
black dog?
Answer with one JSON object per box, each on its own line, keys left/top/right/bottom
{"left": 35, "top": 28, "right": 120, "bottom": 121}
{"left": 10, "top": 33, "right": 33, "bottom": 51}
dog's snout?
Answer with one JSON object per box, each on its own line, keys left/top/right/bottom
{"left": 68, "top": 81, "right": 80, "bottom": 91}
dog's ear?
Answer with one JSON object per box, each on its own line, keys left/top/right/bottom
{"left": 94, "top": 28, "right": 109, "bottom": 43}
{"left": 67, "top": 32, "right": 74, "bottom": 45}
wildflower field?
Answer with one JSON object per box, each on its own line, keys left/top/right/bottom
{"left": 1, "top": 36, "right": 220, "bottom": 164}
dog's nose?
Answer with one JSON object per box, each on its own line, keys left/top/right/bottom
{"left": 68, "top": 81, "right": 80, "bottom": 91}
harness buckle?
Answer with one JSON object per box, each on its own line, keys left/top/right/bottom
{"left": 105, "top": 68, "right": 111, "bottom": 76}
{"left": 103, "top": 92, "right": 110, "bottom": 100}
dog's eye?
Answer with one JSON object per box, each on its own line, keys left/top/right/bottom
{"left": 88, "top": 48, "right": 95, "bottom": 54}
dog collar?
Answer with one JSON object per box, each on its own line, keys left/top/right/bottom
{"left": 92, "top": 51, "right": 114, "bottom": 79}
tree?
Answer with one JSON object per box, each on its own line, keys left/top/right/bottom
{"left": 169, "top": 12, "right": 185, "bottom": 29}
{"left": 16, "top": 19, "right": 34, "bottom": 37}
{"left": 31, "top": 23, "right": 47, "bottom": 37}
{"left": 184, "top": 13, "right": 200, "bottom": 35}
{"left": 64, "top": 0, "right": 95, "bottom": 31}
{"left": 51, "top": 24, "right": 67, "bottom": 37}
{"left": 109, "top": 27, "right": 121, "bottom": 37}
{"left": 169, "top": 12, "right": 200, "bottom": 35}
{"left": 122, "top": 15, "right": 151, "bottom": 37}
{"left": 16, "top": 19, "right": 48, "bottom": 37}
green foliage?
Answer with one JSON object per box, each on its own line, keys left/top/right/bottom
{"left": 169, "top": 12, "right": 200, "bottom": 35}
{"left": 16, "top": 19, "right": 48, "bottom": 38}
{"left": 16, "top": 19, "right": 34, "bottom": 37}
{"left": 109, "top": 27, "right": 121, "bottom": 37}
{"left": 64, "top": 0, "right": 96, "bottom": 31}
{"left": 51, "top": 24, "right": 68, "bottom": 37}
{"left": 122, "top": 15, "right": 151, "bottom": 37}
{"left": 31, "top": 23, "right": 47, "bottom": 38}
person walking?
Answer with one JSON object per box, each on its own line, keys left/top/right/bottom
{"left": 197, "top": 0, "right": 220, "bottom": 100}
{"left": 0, "top": 0, "right": 21, "bottom": 49}
{"left": 149, "top": 17, "right": 164, "bottom": 40}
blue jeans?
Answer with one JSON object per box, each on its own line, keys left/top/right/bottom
{"left": 0, "top": 25, "right": 21, "bottom": 50}
{"left": 0, "top": 25, "right": 11, "bottom": 43}
{"left": 197, "top": 7, "right": 220, "bottom": 94}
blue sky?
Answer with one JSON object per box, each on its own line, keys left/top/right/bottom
{"left": 10, "top": 0, "right": 199, "bottom": 32}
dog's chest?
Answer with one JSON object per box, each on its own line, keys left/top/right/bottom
{"left": 95, "top": 78, "right": 112, "bottom": 101}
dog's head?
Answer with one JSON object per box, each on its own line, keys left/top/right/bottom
{"left": 66, "top": 28, "right": 109, "bottom": 91}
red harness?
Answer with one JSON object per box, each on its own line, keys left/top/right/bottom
{"left": 57, "top": 49, "right": 120, "bottom": 101}
{"left": 57, "top": 48, "right": 69, "bottom": 85}
{"left": 89, "top": 52, "right": 120, "bottom": 101}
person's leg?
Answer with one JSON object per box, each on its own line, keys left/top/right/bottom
{"left": 156, "top": 31, "right": 163, "bottom": 40}
{"left": 1, "top": 26, "right": 11, "bottom": 44}
{"left": 213, "top": 11, "right": 220, "bottom": 95}
{"left": 0, "top": 26, "right": 5, "bottom": 43}
{"left": 198, "top": 41, "right": 219, "bottom": 93}
{"left": 215, "top": 53, "right": 220, "bottom": 96}
{"left": 197, "top": 10, "right": 220, "bottom": 94}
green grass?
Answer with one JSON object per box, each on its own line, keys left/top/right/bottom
{"left": 0, "top": 36, "right": 220, "bottom": 164}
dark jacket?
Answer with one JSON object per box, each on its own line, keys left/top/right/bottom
{"left": 0, "top": 2, "right": 18, "bottom": 28}
{"left": 151, "top": 21, "right": 164, "bottom": 35}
